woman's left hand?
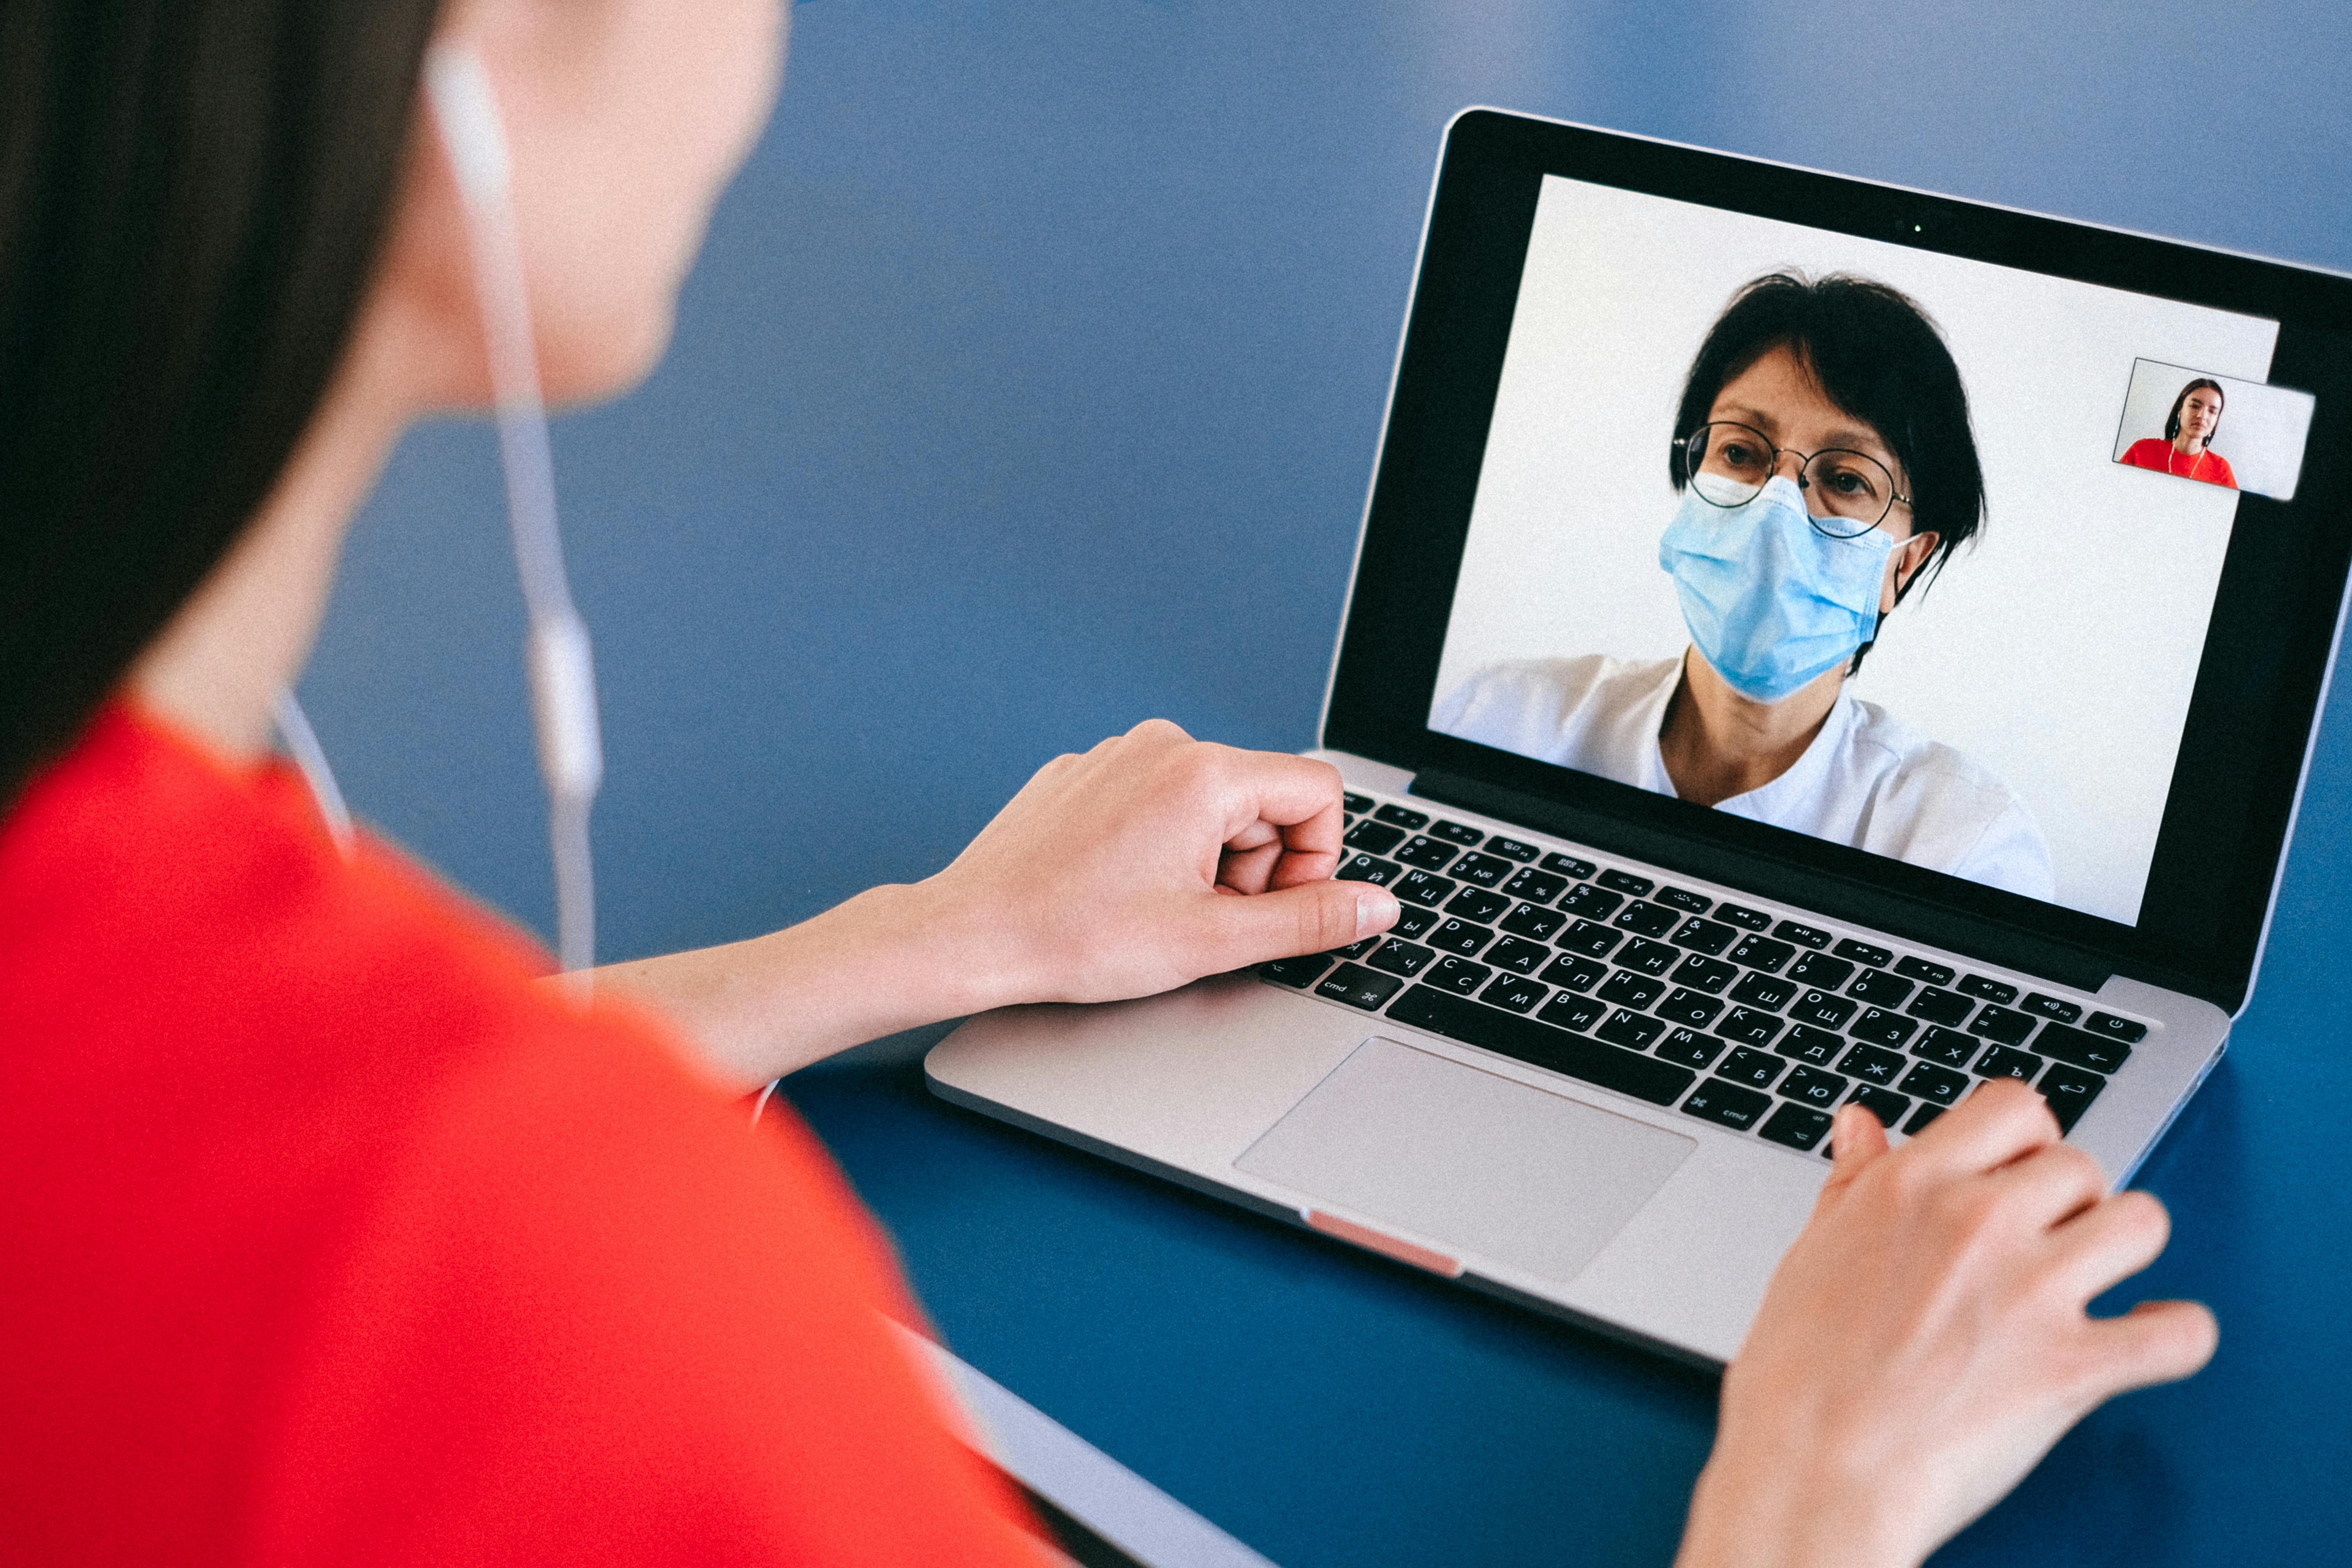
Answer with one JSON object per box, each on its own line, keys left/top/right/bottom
{"left": 923, "top": 718, "right": 1399, "bottom": 1009}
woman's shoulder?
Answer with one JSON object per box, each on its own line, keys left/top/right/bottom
{"left": 2120, "top": 437, "right": 2168, "bottom": 467}
{"left": 1436, "top": 654, "right": 1678, "bottom": 725}
{"left": 1838, "top": 697, "right": 2055, "bottom": 897}
{"left": 1840, "top": 698, "right": 2022, "bottom": 806}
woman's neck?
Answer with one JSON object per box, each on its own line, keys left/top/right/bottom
{"left": 1658, "top": 648, "right": 1841, "bottom": 807}
{"left": 128, "top": 321, "right": 413, "bottom": 764}
{"left": 2172, "top": 432, "right": 2203, "bottom": 456}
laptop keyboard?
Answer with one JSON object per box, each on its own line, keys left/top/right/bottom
{"left": 1255, "top": 792, "right": 2147, "bottom": 1156}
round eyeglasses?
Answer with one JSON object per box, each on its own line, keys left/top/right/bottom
{"left": 1677, "top": 421, "right": 1910, "bottom": 537}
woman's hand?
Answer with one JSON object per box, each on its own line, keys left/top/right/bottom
{"left": 1675, "top": 1080, "right": 2217, "bottom": 1568}
{"left": 924, "top": 718, "right": 1400, "bottom": 1008}
{"left": 596, "top": 719, "right": 1398, "bottom": 1087}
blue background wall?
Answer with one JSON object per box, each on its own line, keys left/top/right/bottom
{"left": 299, "top": 7, "right": 2351, "bottom": 1560}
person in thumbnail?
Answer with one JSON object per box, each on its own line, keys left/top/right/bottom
{"left": 2120, "top": 377, "right": 2237, "bottom": 488}
{"left": 1436, "top": 273, "right": 2056, "bottom": 900}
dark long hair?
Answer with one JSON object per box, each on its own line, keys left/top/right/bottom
{"left": 2164, "top": 378, "right": 2225, "bottom": 448}
{"left": 0, "top": 0, "right": 443, "bottom": 811}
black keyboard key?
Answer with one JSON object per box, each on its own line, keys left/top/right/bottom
{"left": 1342, "top": 819, "right": 1406, "bottom": 854}
{"left": 1759, "top": 1102, "right": 1834, "bottom": 1151}
{"left": 1965, "top": 1004, "right": 2036, "bottom": 1045}
{"left": 1257, "top": 954, "right": 1333, "bottom": 988}
{"left": 2037, "top": 1063, "right": 2107, "bottom": 1134}
{"left": 1681, "top": 1080, "right": 1771, "bottom": 1131}
{"left": 1618, "top": 939, "right": 1679, "bottom": 977}
{"left": 1557, "top": 920, "right": 1623, "bottom": 959}
{"left": 1834, "top": 938, "right": 1893, "bottom": 968}
{"left": 1670, "top": 916, "right": 1738, "bottom": 955}
{"left": 1847, "top": 1085, "right": 1911, "bottom": 1131}
{"left": 1786, "top": 951, "right": 1854, "bottom": 990}
{"left": 1391, "top": 835, "right": 1459, "bottom": 871}
{"left": 1776, "top": 1025, "right": 1846, "bottom": 1065}
{"left": 1597, "top": 971, "right": 1666, "bottom": 1010}
{"left": 1597, "top": 869, "right": 1654, "bottom": 896}
{"left": 1444, "top": 887, "right": 1512, "bottom": 923}
{"left": 1777, "top": 1064, "right": 1847, "bottom": 1107}
{"left": 1500, "top": 868, "right": 1568, "bottom": 904}
{"left": 1774, "top": 919, "right": 1832, "bottom": 949}
{"left": 1316, "top": 963, "right": 1401, "bottom": 1010}
{"left": 1848, "top": 970, "right": 1913, "bottom": 1007}
{"left": 1904, "top": 1103, "right": 1946, "bottom": 1135}
{"left": 1613, "top": 901, "right": 1680, "bottom": 938}
{"left": 1392, "top": 870, "right": 1457, "bottom": 908}
{"left": 1729, "top": 972, "right": 1798, "bottom": 1011}
{"left": 1336, "top": 854, "right": 1401, "bottom": 886}
{"left": 1958, "top": 974, "right": 2018, "bottom": 1004}
{"left": 1374, "top": 803, "right": 1429, "bottom": 830}
{"left": 1385, "top": 987, "right": 1695, "bottom": 1106}
{"left": 2021, "top": 992, "right": 2082, "bottom": 1023}
{"left": 1655, "top": 886, "right": 1712, "bottom": 913}
{"left": 1838, "top": 1043, "right": 1907, "bottom": 1085}
{"left": 1427, "top": 957, "right": 1492, "bottom": 995}
{"left": 2084, "top": 1011, "right": 2148, "bottom": 1044}
{"left": 1654, "top": 1027, "right": 1727, "bottom": 1069}
{"left": 1485, "top": 836, "right": 1540, "bottom": 862}
{"left": 1342, "top": 792, "right": 1372, "bottom": 815}
{"left": 2034, "top": 1024, "right": 2133, "bottom": 1074}
{"left": 1481, "top": 973, "right": 1548, "bottom": 1014}
{"left": 1671, "top": 955, "right": 1739, "bottom": 994}
{"left": 1558, "top": 883, "right": 1624, "bottom": 919}
{"left": 1910, "top": 1026, "right": 1976, "bottom": 1067}
{"left": 1537, "top": 991, "right": 1607, "bottom": 1033}
{"left": 1655, "top": 988, "right": 1725, "bottom": 1028}
{"left": 1714, "top": 1007, "right": 1784, "bottom": 1048}
{"left": 1426, "top": 919, "right": 1494, "bottom": 957}
{"left": 1974, "top": 1045, "right": 2044, "bottom": 1083}
{"left": 1894, "top": 955, "right": 1956, "bottom": 987}
{"left": 1712, "top": 1048, "right": 1778, "bottom": 1086}
{"left": 1596, "top": 1009, "right": 1667, "bottom": 1051}
{"left": 1325, "top": 936, "right": 1381, "bottom": 960}
{"left": 1716, "top": 903, "right": 1771, "bottom": 931}
{"left": 1540, "top": 852, "right": 1595, "bottom": 879}
{"left": 1727, "top": 934, "right": 1796, "bottom": 974}
{"left": 1848, "top": 1008, "right": 1918, "bottom": 1048}
{"left": 1789, "top": 990, "right": 1857, "bottom": 1030}
{"left": 1486, "top": 936, "right": 1553, "bottom": 975}
{"left": 1428, "top": 819, "right": 1484, "bottom": 845}
{"left": 1905, "top": 987, "right": 1973, "bottom": 1027}
{"left": 1897, "top": 1060, "right": 1969, "bottom": 1105}
{"left": 1500, "top": 902, "right": 1567, "bottom": 941}
{"left": 1391, "top": 905, "right": 1441, "bottom": 941}
{"left": 1539, "top": 953, "right": 1606, "bottom": 991}
{"left": 1449, "top": 852, "right": 1515, "bottom": 888}
{"left": 1366, "top": 940, "right": 1436, "bottom": 979}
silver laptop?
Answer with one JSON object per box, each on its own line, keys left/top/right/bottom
{"left": 927, "top": 109, "right": 2352, "bottom": 1365}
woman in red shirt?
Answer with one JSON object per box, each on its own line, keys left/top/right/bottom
{"left": 2120, "top": 377, "right": 2239, "bottom": 487}
{"left": 0, "top": 2, "right": 2215, "bottom": 1565}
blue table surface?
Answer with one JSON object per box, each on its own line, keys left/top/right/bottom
{"left": 300, "top": 3, "right": 2352, "bottom": 1562}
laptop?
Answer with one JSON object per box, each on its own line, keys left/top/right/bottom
{"left": 926, "top": 109, "right": 2352, "bottom": 1365}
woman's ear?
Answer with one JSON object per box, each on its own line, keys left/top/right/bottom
{"left": 1884, "top": 530, "right": 1941, "bottom": 613}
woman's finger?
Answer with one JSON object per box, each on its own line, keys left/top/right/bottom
{"left": 1902, "top": 1078, "right": 2062, "bottom": 1179}
{"left": 1216, "top": 841, "right": 1283, "bottom": 895}
{"left": 2071, "top": 1298, "right": 2218, "bottom": 1400}
{"left": 2044, "top": 1188, "right": 2173, "bottom": 1303}
{"left": 1979, "top": 1139, "right": 2111, "bottom": 1234}
{"left": 1195, "top": 878, "right": 1397, "bottom": 970}
{"left": 1200, "top": 747, "right": 1348, "bottom": 845}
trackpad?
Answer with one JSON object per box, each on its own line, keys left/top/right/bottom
{"left": 1235, "top": 1037, "right": 1696, "bottom": 1283}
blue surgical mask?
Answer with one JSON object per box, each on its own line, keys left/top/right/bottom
{"left": 1657, "top": 474, "right": 1895, "bottom": 704}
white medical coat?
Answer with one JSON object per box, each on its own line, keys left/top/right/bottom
{"left": 1431, "top": 654, "right": 2057, "bottom": 903}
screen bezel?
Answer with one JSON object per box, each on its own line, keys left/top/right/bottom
{"left": 1323, "top": 109, "right": 2352, "bottom": 1014}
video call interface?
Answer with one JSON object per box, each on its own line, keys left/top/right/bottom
{"left": 1431, "top": 176, "right": 2320, "bottom": 928}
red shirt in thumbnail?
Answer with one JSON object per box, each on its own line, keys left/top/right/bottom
{"left": 2120, "top": 437, "right": 2238, "bottom": 489}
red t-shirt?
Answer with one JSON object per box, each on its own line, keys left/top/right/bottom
{"left": 2120, "top": 437, "right": 2238, "bottom": 489}
{"left": 0, "top": 705, "right": 1042, "bottom": 1566}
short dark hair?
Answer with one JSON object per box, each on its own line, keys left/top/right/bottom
{"left": 2165, "top": 378, "right": 2226, "bottom": 447}
{"left": 1667, "top": 271, "right": 1986, "bottom": 670}
{"left": 0, "top": 0, "right": 443, "bottom": 811}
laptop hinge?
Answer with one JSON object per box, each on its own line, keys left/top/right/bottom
{"left": 1412, "top": 766, "right": 2116, "bottom": 995}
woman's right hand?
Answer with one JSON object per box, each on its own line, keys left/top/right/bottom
{"left": 1674, "top": 1079, "right": 2217, "bottom": 1568}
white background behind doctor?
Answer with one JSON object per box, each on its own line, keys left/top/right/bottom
{"left": 1434, "top": 177, "right": 2279, "bottom": 925}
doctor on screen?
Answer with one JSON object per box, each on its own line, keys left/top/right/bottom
{"left": 1436, "top": 272, "right": 2056, "bottom": 901}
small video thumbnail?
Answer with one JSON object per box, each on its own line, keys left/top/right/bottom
{"left": 2111, "top": 358, "right": 2315, "bottom": 501}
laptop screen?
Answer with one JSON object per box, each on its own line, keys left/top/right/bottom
{"left": 1325, "top": 112, "right": 2352, "bottom": 1009}
{"left": 1425, "top": 174, "right": 2316, "bottom": 929}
